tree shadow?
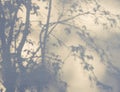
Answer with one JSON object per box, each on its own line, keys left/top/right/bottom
{"left": 0, "top": 0, "right": 67, "bottom": 92}
{"left": 17, "top": 63, "right": 67, "bottom": 92}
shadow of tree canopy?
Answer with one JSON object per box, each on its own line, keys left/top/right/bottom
{"left": 0, "top": 0, "right": 120, "bottom": 92}
{"left": 0, "top": 0, "right": 67, "bottom": 92}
